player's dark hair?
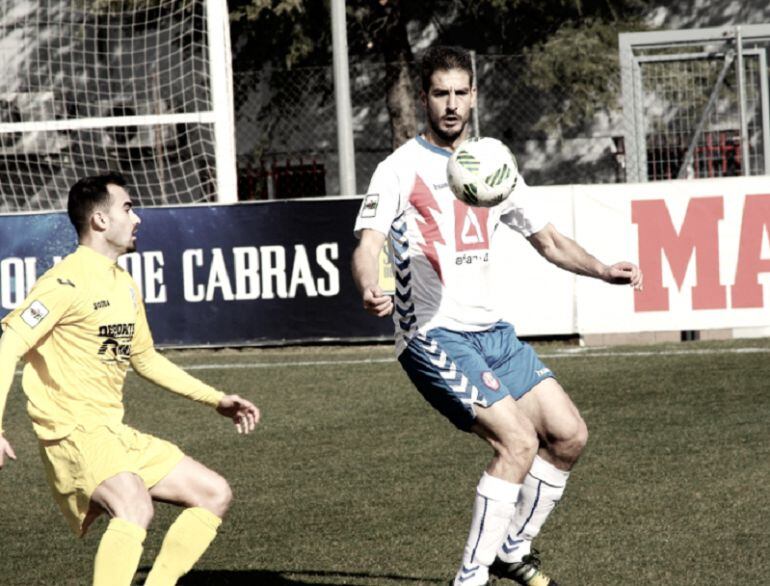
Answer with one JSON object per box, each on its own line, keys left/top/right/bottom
{"left": 420, "top": 46, "right": 474, "bottom": 92}
{"left": 67, "top": 172, "right": 128, "bottom": 237}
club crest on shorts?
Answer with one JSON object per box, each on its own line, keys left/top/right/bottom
{"left": 482, "top": 371, "right": 500, "bottom": 391}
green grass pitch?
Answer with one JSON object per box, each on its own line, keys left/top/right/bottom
{"left": 1, "top": 339, "right": 769, "bottom": 585}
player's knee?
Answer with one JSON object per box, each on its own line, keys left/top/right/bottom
{"left": 575, "top": 417, "right": 589, "bottom": 452}
{"left": 94, "top": 472, "right": 154, "bottom": 528}
{"left": 135, "top": 495, "right": 155, "bottom": 527}
{"left": 217, "top": 478, "right": 234, "bottom": 514}
{"left": 118, "top": 487, "right": 154, "bottom": 528}
{"left": 200, "top": 474, "right": 232, "bottom": 517}
{"left": 497, "top": 427, "right": 539, "bottom": 470}
{"left": 550, "top": 415, "right": 588, "bottom": 465}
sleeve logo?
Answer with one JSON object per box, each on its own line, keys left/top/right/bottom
{"left": 360, "top": 194, "right": 380, "bottom": 218}
{"left": 21, "top": 300, "right": 50, "bottom": 328}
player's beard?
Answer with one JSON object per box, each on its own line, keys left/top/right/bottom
{"left": 427, "top": 111, "right": 468, "bottom": 145}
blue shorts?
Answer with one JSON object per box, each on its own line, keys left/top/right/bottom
{"left": 398, "top": 322, "right": 554, "bottom": 432}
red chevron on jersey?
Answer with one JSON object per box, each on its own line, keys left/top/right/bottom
{"left": 410, "top": 175, "right": 445, "bottom": 283}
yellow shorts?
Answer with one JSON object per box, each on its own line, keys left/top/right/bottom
{"left": 38, "top": 423, "right": 185, "bottom": 536}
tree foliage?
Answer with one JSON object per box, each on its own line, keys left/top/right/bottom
{"left": 229, "top": 0, "right": 654, "bottom": 138}
{"left": 524, "top": 17, "right": 648, "bottom": 131}
{"left": 229, "top": 0, "right": 331, "bottom": 69}
{"left": 229, "top": 0, "right": 652, "bottom": 63}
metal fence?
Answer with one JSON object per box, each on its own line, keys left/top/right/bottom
{"left": 233, "top": 54, "right": 624, "bottom": 199}
{"left": 236, "top": 26, "right": 770, "bottom": 199}
{"left": 620, "top": 25, "right": 770, "bottom": 182}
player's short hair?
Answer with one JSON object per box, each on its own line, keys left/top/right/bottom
{"left": 420, "top": 46, "right": 474, "bottom": 92}
{"left": 67, "top": 172, "right": 128, "bottom": 237}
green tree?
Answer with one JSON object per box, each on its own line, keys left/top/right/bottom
{"left": 229, "top": 0, "right": 652, "bottom": 146}
{"left": 229, "top": 0, "right": 431, "bottom": 149}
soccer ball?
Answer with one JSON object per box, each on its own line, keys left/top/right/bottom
{"left": 447, "top": 137, "right": 518, "bottom": 207}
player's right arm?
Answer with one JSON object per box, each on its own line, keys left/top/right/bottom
{"left": 0, "top": 328, "right": 28, "bottom": 468}
{"left": 352, "top": 229, "right": 393, "bottom": 317}
{"left": 0, "top": 271, "right": 77, "bottom": 468}
{"left": 351, "top": 160, "right": 402, "bottom": 318}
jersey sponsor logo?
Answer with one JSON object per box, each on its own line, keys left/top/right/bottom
{"left": 20, "top": 300, "right": 49, "bottom": 328}
{"left": 360, "top": 194, "right": 380, "bottom": 218}
{"left": 93, "top": 300, "right": 110, "bottom": 310}
{"left": 57, "top": 278, "right": 76, "bottom": 288}
{"left": 455, "top": 252, "right": 489, "bottom": 266}
{"left": 482, "top": 371, "right": 500, "bottom": 391}
{"left": 98, "top": 323, "right": 135, "bottom": 338}
{"left": 97, "top": 338, "right": 132, "bottom": 362}
{"left": 97, "top": 323, "right": 135, "bottom": 363}
{"left": 454, "top": 200, "right": 490, "bottom": 252}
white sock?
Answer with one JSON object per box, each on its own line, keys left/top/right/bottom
{"left": 497, "top": 455, "right": 569, "bottom": 563}
{"left": 454, "top": 472, "right": 521, "bottom": 586}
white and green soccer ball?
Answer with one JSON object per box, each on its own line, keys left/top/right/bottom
{"left": 447, "top": 137, "right": 518, "bottom": 207}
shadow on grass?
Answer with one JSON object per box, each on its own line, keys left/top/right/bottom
{"left": 137, "top": 567, "right": 444, "bottom": 585}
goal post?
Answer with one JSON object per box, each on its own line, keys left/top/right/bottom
{"left": 619, "top": 24, "right": 770, "bottom": 183}
{"left": 206, "top": 0, "right": 238, "bottom": 204}
{"left": 0, "top": 0, "right": 237, "bottom": 211}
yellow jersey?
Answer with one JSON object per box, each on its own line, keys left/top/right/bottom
{"left": 2, "top": 245, "right": 156, "bottom": 440}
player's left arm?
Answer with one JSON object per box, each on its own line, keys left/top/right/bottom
{"left": 130, "top": 348, "right": 260, "bottom": 434}
{"left": 129, "top": 284, "right": 259, "bottom": 433}
{"left": 527, "top": 223, "right": 643, "bottom": 289}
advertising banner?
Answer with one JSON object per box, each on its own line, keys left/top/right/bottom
{"left": 492, "top": 185, "right": 578, "bottom": 336}
{"left": 2, "top": 176, "right": 769, "bottom": 346}
{"left": 0, "top": 199, "right": 393, "bottom": 347}
{"left": 572, "top": 176, "right": 770, "bottom": 334}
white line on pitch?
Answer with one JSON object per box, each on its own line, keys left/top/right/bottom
{"left": 540, "top": 347, "right": 770, "bottom": 359}
{"left": 11, "top": 347, "right": 767, "bottom": 377}
{"left": 172, "top": 346, "right": 770, "bottom": 371}
{"left": 179, "top": 358, "right": 394, "bottom": 370}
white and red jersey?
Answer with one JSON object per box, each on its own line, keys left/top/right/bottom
{"left": 354, "top": 135, "right": 549, "bottom": 355}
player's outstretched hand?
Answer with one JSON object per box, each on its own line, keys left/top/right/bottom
{"left": 604, "top": 262, "right": 643, "bottom": 290}
{"left": 363, "top": 285, "right": 393, "bottom": 317}
{"left": 0, "top": 435, "right": 17, "bottom": 469}
{"left": 216, "top": 395, "right": 261, "bottom": 434}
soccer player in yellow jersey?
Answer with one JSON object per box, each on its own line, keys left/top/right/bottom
{"left": 0, "top": 173, "right": 261, "bottom": 586}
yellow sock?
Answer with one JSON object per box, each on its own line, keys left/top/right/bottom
{"left": 93, "top": 518, "right": 146, "bottom": 586}
{"left": 144, "top": 507, "right": 222, "bottom": 586}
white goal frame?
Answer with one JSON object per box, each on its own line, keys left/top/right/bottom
{"left": 0, "top": 0, "right": 237, "bottom": 208}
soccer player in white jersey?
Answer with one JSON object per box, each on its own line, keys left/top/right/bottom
{"left": 0, "top": 173, "right": 260, "bottom": 586}
{"left": 352, "top": 46, "right": 643, "bottom": 586}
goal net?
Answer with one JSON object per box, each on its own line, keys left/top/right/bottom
{"left": 0, "top": 0, "right": 236, "bottom": 212}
